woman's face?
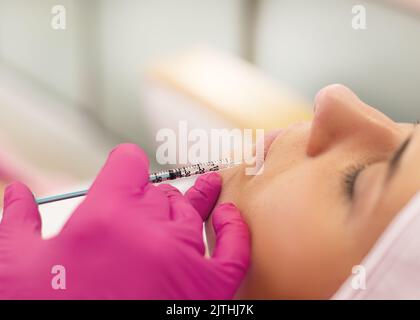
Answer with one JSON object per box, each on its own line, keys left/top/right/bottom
{"left": 209, "top": 84, "right": 420, "bottom": 299}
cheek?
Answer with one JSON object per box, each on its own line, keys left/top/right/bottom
{"left": 244, "top": 169, "right": 325, "bottom": 221}
{"left": 238, "top": 174, "right": 351, "bottom": 298}
{"left": 248, "top": 175, "right": 335, "bottom": 256}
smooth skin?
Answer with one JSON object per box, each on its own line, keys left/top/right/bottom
{"left": 207, "top": 84, "right": 420, "bottom": 299}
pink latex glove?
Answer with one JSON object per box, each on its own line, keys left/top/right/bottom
{"left": 0, "top": 144, "right": 250, "bottom": 299}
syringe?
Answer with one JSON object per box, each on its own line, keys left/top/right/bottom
{"left": 35, "top": 158, "right": 239, "bottom": 205}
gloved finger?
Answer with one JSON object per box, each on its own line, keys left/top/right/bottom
{"left": 210, "top": 202, "right": 250, "bottom": 282}
{"left": 184, "top": 172, "right": 221, "bottom": 221}
{"left": 1, "top": 182, "right": 41, "bottom": 235}
{"left": 157, "top": 184, "right": 199, "bottom": 222}
{"left": 125, "top": 185, "right": 171, "bottom": 220}
{"left": 88, "top": 143, "right": 150, "bottom": 199}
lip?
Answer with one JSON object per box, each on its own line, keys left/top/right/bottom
{"left": 259, "top": 122, "right": 307, "bottom": 160}
{"left": 260, "top": 129, "right": 284, "bottom": 160}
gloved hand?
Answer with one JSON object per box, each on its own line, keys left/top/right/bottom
{"left": 0, "top": 144, "right": 250, "bottom": 299}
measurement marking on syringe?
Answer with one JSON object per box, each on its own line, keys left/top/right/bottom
{"left": 35, "top": 159, "right": 239, "bottom": 205}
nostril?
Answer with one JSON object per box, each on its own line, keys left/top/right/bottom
{"left": 313, "top": 102, "right": 317, "bottom": 114}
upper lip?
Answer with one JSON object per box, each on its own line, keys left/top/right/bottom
{"left": 249, "top": 130, "right": 282, "bottom": 175}
{"left": 262, "top": 122, "right": 309, "bottom": 159}
{"left": 261, "top": 129, "right": 283, "bottom": 160}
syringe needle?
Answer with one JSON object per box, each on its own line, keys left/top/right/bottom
{"left": 35, "top": 158, "right": 239, "bottom": 205}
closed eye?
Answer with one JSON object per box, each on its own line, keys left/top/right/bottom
{"left": 344, "top": 123, "right": 418, "bottom": 200}
{"left": 344, "top": 164, "right": 365, "bottom": 199}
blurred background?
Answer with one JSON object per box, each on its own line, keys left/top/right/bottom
{"left": 1, "top": 0, "right": 420, "bottom": 208}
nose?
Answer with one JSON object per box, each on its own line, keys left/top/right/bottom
{"left": 307, "top": 84, "right": 402, "bottom": 157}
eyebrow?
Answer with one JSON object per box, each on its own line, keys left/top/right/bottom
{"left": 386, "top": 135, "right": 413, "bottom": 181}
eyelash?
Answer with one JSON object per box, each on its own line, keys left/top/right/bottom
{"left": 344, "top": 121, "right": 419, "bottom": 199}
{"left": 344, "top": 164, "right": 365, "bottom": 199}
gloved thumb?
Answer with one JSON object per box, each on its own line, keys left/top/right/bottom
{"left": 1, "top": 182, "right": 41, "bottom": 234}
{"left": 88, "top": 143, "right": 150, "bottom": 199}
{"left": 209, "top": 202, "right": 250, "bottom": 297}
